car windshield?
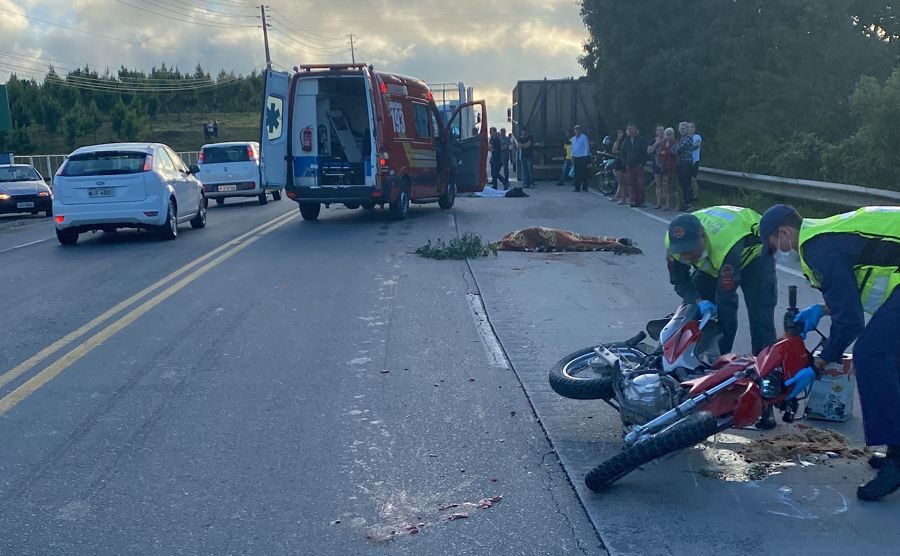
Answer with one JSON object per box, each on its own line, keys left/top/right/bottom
{"left": 60, "top": 152, "right": 147, "bottom": 176}
{"left": 0, "top": 166, "right": 41, "bottom": 182}
{"left": 202, "top": 145, "right": 250, "bottom": 164}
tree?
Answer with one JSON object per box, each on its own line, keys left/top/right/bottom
{"left": 40, "top": 96, "right": 64, "bottom": 134}
{"left": 579, "top": 0, "right": 896, "bottom": 173}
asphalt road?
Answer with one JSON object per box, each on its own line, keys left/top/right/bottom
{"left": 0, "top": 197, "right": 603, "bottom": 555}
{"left": 1, "top": 185, "right": 895, "bottom": 556}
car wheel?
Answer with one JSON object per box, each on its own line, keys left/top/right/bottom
{"left": 159, "top": 200, "right": 178, "bottom": 240}
{"left": 361, "top": 201, "right": 376, "bottom": 210}
{"left": 438, "top": 182, "right": 456, "bottom": 209}
{"left": 45, "top": 208, "right": 53, "bottom": 218}
{"left": 258, "top": 192, "right": 268, "bottom": 205}
{"left": 298, "top": 202, "right": 321, "bottom": 221}
{"left": 190, "top": 196, "right": 208, "bottom": 229}
{"left": 56, "top": 228, "right": 79, "bottom": 245}
{"left": 272, "top": 190, "right": 282, "bottom": 201}
{"left": 215, "top": 198, "right": 225, "bottom": 206}
{"left": 390, "top": 185, "right": 410, "bottom": 220}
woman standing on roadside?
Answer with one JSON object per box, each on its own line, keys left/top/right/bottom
{"left": 611, "top": 127, "right": 629, "bottom": 204}
{"left": 659, "top": 127, "right": 680, "bottom": 210}
{"left": 675, "top": 122, "right": 695, "bottom": 210}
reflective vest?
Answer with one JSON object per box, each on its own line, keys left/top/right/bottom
{"left": 666, "top": 205, "right": 763, "bottom": 277}
{"left": 799, "top": 206, "right": 900, "bottom": 314}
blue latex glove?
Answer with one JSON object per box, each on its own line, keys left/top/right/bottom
{"left": 785, "top": 366, "right": 816, "bottom": 399}
{"left": 794, "top": 304, "right": 824, "bottom": 338}
{"left": 697, "top": 300, "right": 717, "bottom": 318}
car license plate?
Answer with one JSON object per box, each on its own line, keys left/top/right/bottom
{"left": 89, "top": 188, "right": 115, "bottom": 198}
{"left": 218, "top": 185, "right": 237, "bottom": 192}
{"left": 16, "top": 202, "right": 35, "bottom": 209}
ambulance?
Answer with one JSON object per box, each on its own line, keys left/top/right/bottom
{"left": 259, "top": 64, "right": 488, "bottom": 221}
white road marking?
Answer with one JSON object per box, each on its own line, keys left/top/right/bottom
{"left": 0, "top": 237, "right": 52, "bottom": 254}
{"left": 466, "top": 293, "right": 511, "bottom": 370}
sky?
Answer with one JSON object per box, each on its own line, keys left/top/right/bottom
{"left": 0, "top": 0, "right": 588, "bottom": 125}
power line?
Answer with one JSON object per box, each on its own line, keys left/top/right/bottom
{"left": 268, "top": 8, "right": 349, "bottom": 43}
{"left": 0, "top": 49, "right": 249, "bottom": 83}
{"left": 155, "top": 0, "right": 258, "bottom": 18}
{"left": 0, "top": 7, "right": 249, "bottom": 54}
{"left": 110, "top": 0, "right": 257, "bottom": 29}
{"left": 267, "top": 20, "right": 351, "bottom": 53}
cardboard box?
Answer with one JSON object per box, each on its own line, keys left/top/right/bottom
{"left": 806, "top": 353, "right": 855, "bottom": 422}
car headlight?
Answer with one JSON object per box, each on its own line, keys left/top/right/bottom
{"left": 38, "top": 191, "right": 51, "bottom": 197}
{"left": 0, "top": 194, "right": 10, "bottom": 200}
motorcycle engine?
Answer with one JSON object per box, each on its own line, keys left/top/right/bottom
{"left": 618, "top": 372, "right": 679, "bottom": 427}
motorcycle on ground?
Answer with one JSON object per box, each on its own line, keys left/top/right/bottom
{"left": 549, "top": 302, "right": 723, "bottom": 438}
{"left": 582, "top": 285, "right": 814, "bottom": 491}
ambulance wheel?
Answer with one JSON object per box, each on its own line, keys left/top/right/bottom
{"left": 299, "top": 202, "right": 321, "bottom": 221}
{"left": 272, "top": 190, "right": 282, "bottom": 201}
{"left": 390, "top": 187, "right": 410, "bottom": 220}
{"left": 258, "top": 193, "right": 268, "bottom": 205}
{"left": 439, "top": 182, "right": 456, "bottom": 209}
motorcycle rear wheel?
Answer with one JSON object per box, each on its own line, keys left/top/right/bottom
{"left": 584, "top": 411, "right": 722, "bottom": 491}
{"left": 549, "top": 343, "right": 651, "bottom": 401}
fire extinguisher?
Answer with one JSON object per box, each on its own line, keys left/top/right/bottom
{"left": 301, "top": 126, "right": 313, "bottom": 152}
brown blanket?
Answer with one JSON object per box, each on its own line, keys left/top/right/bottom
{"left": 497, "top": 227, "right": 642, "bottom": 254}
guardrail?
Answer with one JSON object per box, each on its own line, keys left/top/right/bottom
{"left": 698, "top": 168, "right": 900, "bottom": 208}
{"left": 12, "top": 152, "right": 201, "bottom": 182}
{"left": 9, "top": 151, "right": 900, "bottom": 207}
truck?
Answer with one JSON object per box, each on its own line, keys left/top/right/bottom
{"left": 510, "top": 78, "right": 601, "bottom": 181}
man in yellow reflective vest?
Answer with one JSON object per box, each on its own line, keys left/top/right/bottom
{"left": 666, "top": 206, "right": 777, "bottom": 356}
{"left": 760, "top": 204, "right": 900, "bottom": 501}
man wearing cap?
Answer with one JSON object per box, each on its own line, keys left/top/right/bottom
{"left": 666, "top": 205, "right": 776, "bottom": 357}
{"left": 759, "top": 204, "right": 900, "bottom": 501}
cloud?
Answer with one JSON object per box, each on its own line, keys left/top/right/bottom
{"left": 2, "top": 0, "right": 588, "bottom": 125}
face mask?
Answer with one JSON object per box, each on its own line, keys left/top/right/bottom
{"left": 775, "top": 232, "right": 800, "bottom": 264}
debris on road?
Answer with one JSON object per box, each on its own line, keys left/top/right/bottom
{"left": 738, "top": 428, "right": 868, "bottom": 464}
{"left": 365, "top": 494, "right": 504, "bottom": 543}
{"left": 415, "top": 233, "right": 498, "bottom": 260}
{"left": 496, "top": 227, "right": 642, "bottom": 254}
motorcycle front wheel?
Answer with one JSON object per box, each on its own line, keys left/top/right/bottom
{"left": 549, "top": 342, "right": 651, "bottom": 401}
{"left": 598, "top": 171, "right": 617, "bottom": 195}
{"left": 584, "top": 411, "right": 726, "bottom": 491}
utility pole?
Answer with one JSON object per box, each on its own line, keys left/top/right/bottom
{"left": 349, "top": 34, "right": 356, "bottom": 64}
{"left": 260, "top": 5, "right": 272, "bottom": 69}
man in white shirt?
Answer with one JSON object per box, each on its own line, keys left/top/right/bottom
{"left": 689, "top": 122, "right": 702, "bottom": 200}
{"left": 570, "top": 125, "right": 591, "bottom": 192}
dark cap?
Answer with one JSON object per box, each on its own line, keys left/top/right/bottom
{"left": 759, "top": 204, "right": 797, "bottom": 253}
{"left": 667, "top": 213, "right": 703, "bottom": 253}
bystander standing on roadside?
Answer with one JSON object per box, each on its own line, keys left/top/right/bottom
{"left": 690, "top": 121, "right": 702, "bottom": 201}
{"left": 489, "top": 127, "right": 509, "bottom": 189}
{"left": 648, "top": 124, "right": 665, "bottom": 208}
{"left": 556, "top": 130, "right": 573, "bottom": 187}
{"left": 611, "top": 128, "right": 629, "bottom": 203}
{"left": 570, "top": 125, "right": 591, "bottom": 192}
{"left": 519, "top": 126, "right": 535, "bottom": 188}
{"left": 620, "top": 122, "right": 648, "bottom": 207}
{"left": 500, "top": 128, "right": 511, "bottom": 183}
{"left": 660, "top": 127, "right": 680, "bottom": 210}
{"left": 675, "top": 122, "right": 695, "bottom": 210}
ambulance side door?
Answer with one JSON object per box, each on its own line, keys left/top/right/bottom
{"left": 443, "top": 100, "right": 488, "bottom": 193}
{"left": 260, "top": 69, "right": 291, "bottom": 189}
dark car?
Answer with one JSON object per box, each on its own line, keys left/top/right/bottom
{"left": 0, "top": 164, "right": 53, "bottom": 217}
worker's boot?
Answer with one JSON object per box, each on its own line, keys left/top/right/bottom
{"left": 857, "top": 446, "right": 900, "bottom": 501}
{"left": 755, "top": 405, "right": 777, "bottom": 430}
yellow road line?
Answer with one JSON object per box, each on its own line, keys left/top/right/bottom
{"left": 0, "top": 210, "right": 296, "bottom": 391}
{"left": 0, "top": 212, "right": 297, "bottom": 416}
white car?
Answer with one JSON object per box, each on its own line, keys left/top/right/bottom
{"left": 198, "top": 141, "right": 282, "bottom": 205}
{"left": 53, "top": 143, "right": 207, "bottom": 245}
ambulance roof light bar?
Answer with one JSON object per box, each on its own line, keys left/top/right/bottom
{"left": 299, "top": 63, "right": 370, "bottom": 72}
